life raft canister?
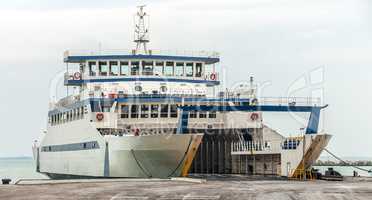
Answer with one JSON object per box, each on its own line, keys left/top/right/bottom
{"left": 250, "top": 113, "right": 259, "bottom": 121}
{"left": 73, "top": 72, "right": 81, "bottom": 80}
{"left": 210, "top": 73, "right": 217, "bottom": 81}
{"left": 96, "top": 113, "right": 104, "bottom": 121}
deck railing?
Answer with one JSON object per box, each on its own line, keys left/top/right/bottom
{"left": 258, "top": 97, "right": 321, "bottom": 106}
{"left": 64, "top": 71, "right": 220, "bottom": 83}
{"left": 231, "top": 139, "right": 283, "bottom": 155}
{"left": 64, "top": 49, "right": 220, "bottom": 59}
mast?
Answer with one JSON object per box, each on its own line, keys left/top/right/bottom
{"left": 134, "top": 5, "right": 150, "bottom": 54}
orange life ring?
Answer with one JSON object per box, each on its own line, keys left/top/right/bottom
{"left": 210, "top": 73, "right": 217, "bottom": 80}
{"left": 96, "top": 113, "right": 104, "bottom": 121}
{"left": 73, "top": 72, "right": 81, "bottom": 80}
{"left": 250, "top": 113, "right": 259, "bottom": 121}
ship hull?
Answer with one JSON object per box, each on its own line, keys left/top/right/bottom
{"left": 106, "top": 134, "right": 202, "bottom": 178}
{"left": 33, "top": 129, "right": 203, "bottom": 178}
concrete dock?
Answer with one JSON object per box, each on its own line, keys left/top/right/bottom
{"left": 1, "top": 176, "right": 372, "bottom": 200}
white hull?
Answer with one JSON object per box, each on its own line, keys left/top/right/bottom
{"left": 33, "top": 119, "right": 203, "bottom": 178}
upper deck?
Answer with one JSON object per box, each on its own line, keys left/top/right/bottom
{"left": 63, "top": 49, "right": 221, "bottom": 88}
{"left": 64, "top": 49, "right": 220, "bottom": 64}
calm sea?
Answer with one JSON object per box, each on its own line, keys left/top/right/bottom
{"left": 0, "top": 157, "right": 47, "bottom": 181}
{"left": 0, "top": 157, "right": 371, "bottom": 181}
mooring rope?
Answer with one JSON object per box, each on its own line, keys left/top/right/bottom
{"left": 323, "top": 148, "right": 372, "bottom": 173}
{"left": 130, "top": 149, "right": 152, "bottom": 178}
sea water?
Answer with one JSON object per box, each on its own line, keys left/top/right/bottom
{"left": 0, "top": 157, "right": 371, "bottom": 181}
{"left": 314, "top": 166, "right": 372, "bottom": 177}
{"left": 0, "top": 157, "right": 47, "bottom": 181}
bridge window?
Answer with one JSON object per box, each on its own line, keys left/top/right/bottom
{"left": 170, "top": 105, "right": 178, "bottom": 118}
{"left": 131, "top": 105, "right": 139, "bottom": 118}
{"left": 99, "top": 61, "right": 108, "bottom": 76}
{"left": 76, "top": 108, "right": 80, "bottom": 119}
{"left": 160, "top": 104, "right": 169, "bottom": 118}
{"left": 69, "top": 111, "right": 73, "bottom": 121}
{"left": 154, "top": 62, "right": 163, "bottom": 76}
{"left": 120, "top": 105, "right": 129, "bottom": 118}
{"left": 81, "top": 107, "right": 85, "bottom": 117}
{"left": 131, "top": 61, "right": 140, "bottom": 75}
{"left": 89, "top": 62, "right": 97, "bottom": 76}
{"left": 120, "top": 61, "right": 129, "bottom": 76}
{"left": 109, "top": 61, "right": 119, "bottom": 76}
{"left": 151, "top": 105, "right": 159, "bottom": 118}
{"left": 199, "top": 111, "right": 207, "bottom": 118}
{"left": 165, "top": 62, "right": 174, "bottom": 76}
{"left": 189, "top": 111, "right": 197, "bottom": 118}
{"left": 185, "top": 63, "right": 193, "bottom": 77}
{"left": 175, "top": 62, "right": 184, "bottom": 76}
{"left": 141, "top": 105, "right": 149, "bottom": 118}
{"left": 142, "top": 61, "right": 154, "bottom": 75}
{"left": 208, "top": 111, "right": 217, "bottom": 118}
{"left": 195, "top": 63, "right": 202, "bottom": 77}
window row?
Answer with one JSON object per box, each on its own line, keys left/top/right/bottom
{"left": 50, "top": 106, "right": 86, "bottom": 126}
{"left": 88, "top": 61, "right": 204, "bottom": 78}
{"left": 120, "top": 104, "right": 217, "bottom": 119}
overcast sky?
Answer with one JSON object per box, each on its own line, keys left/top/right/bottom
{"left": 0, "top": 0, "right": 371, "bottom": 158}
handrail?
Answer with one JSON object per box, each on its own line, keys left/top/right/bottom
{"left": 65, "top": 71, "right": 220, "bottom": 81}
{"left": 258, "top": 97, "right": 321, "bottom": 106}
{"left": 64, "top": 49, "right": 220, "bottom": 59}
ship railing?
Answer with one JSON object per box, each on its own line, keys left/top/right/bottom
{"left": 231, "top": 140, "right": 282, "bottom": 155}
{"left": 65, "top": 71, "right": 219, "bottom": 82}
{"left": 257, "top": 97, "right": 321, "bottom": 107}
{"left": 50, "top": 95, "right": 81, "bottom": 109}
{"left": 64, "top": 49, "right": 220, "bottom": 59}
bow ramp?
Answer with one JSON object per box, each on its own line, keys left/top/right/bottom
{"left": 282, "top": 134, "right": 332, "bottom": 178}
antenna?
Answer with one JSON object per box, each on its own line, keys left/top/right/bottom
{"left": 134, "top": 5, "right": 150, "bottom": 54}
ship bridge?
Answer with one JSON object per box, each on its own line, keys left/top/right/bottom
{"left": 63, "top": 49, "right": 221, "bottom": 90}
{"left": 63, "top": 5, "right": 221, "bottom": 97}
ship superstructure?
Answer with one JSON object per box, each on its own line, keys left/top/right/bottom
{"left": 33, "top": 6, "right": 331, "bottom": 179}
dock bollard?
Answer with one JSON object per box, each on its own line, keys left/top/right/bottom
{"left": 2, "top": 179, "right": 11, "bottom": 185}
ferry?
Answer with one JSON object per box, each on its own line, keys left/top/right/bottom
{"left": 33, "top": 6, "right": 331, "bottom": 179}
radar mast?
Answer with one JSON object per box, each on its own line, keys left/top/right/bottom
{"left": 134, "top": 5, "right": 150, "bottom": 54}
